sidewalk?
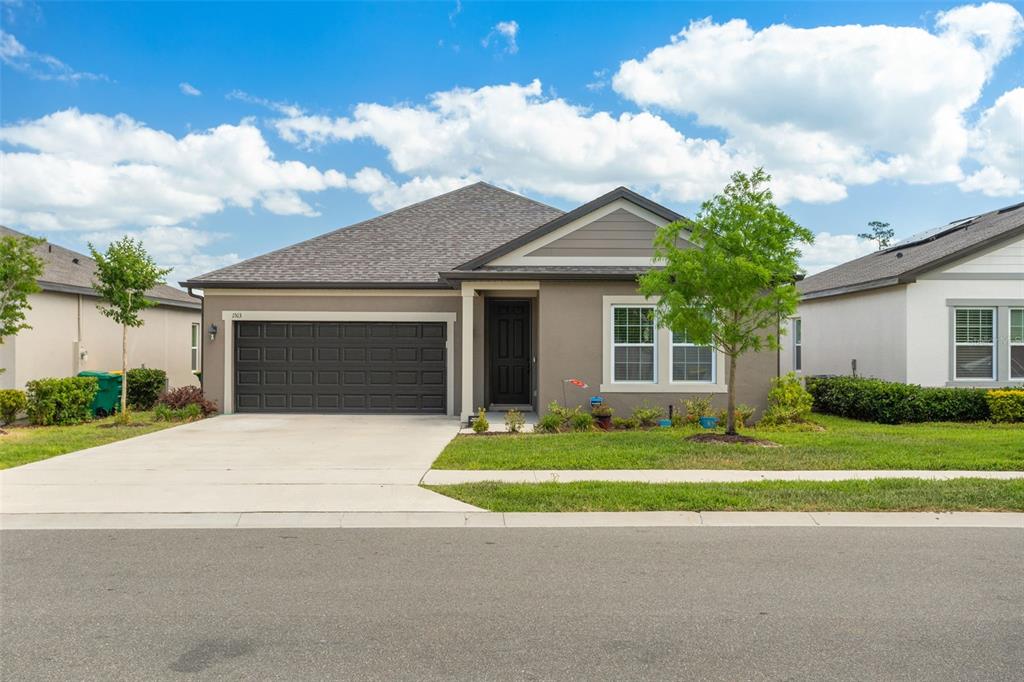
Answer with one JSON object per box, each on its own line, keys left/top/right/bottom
{"left": 422, "top": 469, "right": 1024, "bottom": 484}
{"left": 2, "top": 511, "right": 1022, "bottom": 529}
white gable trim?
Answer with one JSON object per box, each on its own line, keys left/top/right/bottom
{"left": 489, "top": 197, "right": 681, "bottom": 266}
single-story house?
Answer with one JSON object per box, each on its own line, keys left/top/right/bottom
{"left": 182, "top": 182, "right": 777, "bottom": 420}
{"left": 0, "top": 226, "right": 202, "bottom": 391}
{"left": 780, "top": 202, "right": 1024, "bottom": 387}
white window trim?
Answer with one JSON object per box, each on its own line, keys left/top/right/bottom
{"left": 191, "top": 322, "right": 201, "bottom": 373}
{"left": 670, "top": 331, "right": 716, "bottom": 384}
{"left": 1010, "top": 308, "right": 1024, "bottom": 380}
{"left": 792, "top": 318, "right": 802, "bottom": 373}
{"left": 953, "top": 307, "right": 997, "bottom": 382}
{"left": 600, "top": 295, "right": 727, "bottom": 393}
{"left": 610, "top": 304, "right": 658, "bottom": 385}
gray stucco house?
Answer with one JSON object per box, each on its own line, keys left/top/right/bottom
{"left": 182, "top": 182, "right": 776, "bottom": 420}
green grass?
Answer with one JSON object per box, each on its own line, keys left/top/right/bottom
{"left": 0, "top": 411, "right": 183, "bottom": 470}
{"left": 433, "top": 415, "right": 1024, "bottom": 471}
{"left": 425, "top": 479, "right": 1024, "bottom": 512}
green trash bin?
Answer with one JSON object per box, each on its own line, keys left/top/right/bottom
{"left": 77, "top": 371, "right": 123, "bottom": 417}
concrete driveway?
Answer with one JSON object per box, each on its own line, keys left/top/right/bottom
{"left": 0, "top": 414, "right": 479, "bottom": 514}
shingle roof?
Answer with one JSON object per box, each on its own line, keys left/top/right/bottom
{"left": 799, "top": 202, "right": 1024, "bottom": 299}
{"left": 183, "top": 182, "right": 564, "bottom": 288}
{"left": 442, "top": 265, "right": 648, "bottom": 281}
{"left": 0, "top": 226, "right": 199, "bottom": 309}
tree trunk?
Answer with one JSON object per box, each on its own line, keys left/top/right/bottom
{"left": 725, "top": 351, "right": 738, "bottom": 435}
{"left": 121, "top": 322, "right": 128, "bottom": 419}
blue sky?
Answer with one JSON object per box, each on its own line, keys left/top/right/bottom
{"left": 2, "top": 1, "right": 1022, "bottom": 283}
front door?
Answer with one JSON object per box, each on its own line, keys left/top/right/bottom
{"left": 487, "top": 299, "right": 531, "bottom": 405}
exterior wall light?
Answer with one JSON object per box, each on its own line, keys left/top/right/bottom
{"left": 208, "top": 324, "right": 218, "bottom": 341}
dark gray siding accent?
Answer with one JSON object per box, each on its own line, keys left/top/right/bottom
{"left": 525, "top": 208, "right": 691, "bottom": 257}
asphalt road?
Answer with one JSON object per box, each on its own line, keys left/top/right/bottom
{"left": 2, "top": 528, "right": 1021, "bottom": 681}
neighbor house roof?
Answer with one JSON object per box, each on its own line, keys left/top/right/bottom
{"left": 0, "top": 226, "right": 200, "bottom": 309}
{"left": 799, "top": 201, "right": 1024, "bottom": 300}
{"left": 181, "top": 182, "right": 565, "bottom": 289}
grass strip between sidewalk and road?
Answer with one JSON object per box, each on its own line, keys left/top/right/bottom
{"left": 0, "top": 411, "right": 181, "bottom": 470}
{"left": 424, "top": 478, "right": 1024, "bottom": 513}
{"left": 433, "top": 415, "right": 1024, "bottom": 471}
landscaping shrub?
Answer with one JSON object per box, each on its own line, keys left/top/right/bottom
{"left": 987, "top": 390, "right": 1024, "bottom": 423}
{"left": 536, "top": 413, "right": 563, "bottom": 433}
{"left": 25, "top": 377, "right": 98, "bottom": 426}
{"left": 681, "top": 395, "right": 713, "bottom": 425}
{"left": 504, "top": 409, "right": 525, "bottom": 433}
{"left": 631, "top": 404, "right": 665, "bottom": 427}
{"left": 717, "top": 404, "right": 755, "bottom": 428}
{"left": 611, "top": 417, "right": 637, "bottom": 430}
{"left": 126, "top": 368, "right": 167, "bottom": 410}
{"left": 472, "top": 407, "right": 490, "bottom": 434}
{"left": 0, "top": 389, "right": 27, "bottom": 426}
{"left": 155, "top": 385, "right": 217, "bottom": 417}
{"left": 759, "top": 373, "right": 813, "bottom": 426}
{"left": 153, "top": 402, "right": 203, "bottom": 422}
{"left": 805, "top": 376, "right": 990, "bottom": 424}
{"left": 569, "top": 412, "right": 595, "bottom": 432}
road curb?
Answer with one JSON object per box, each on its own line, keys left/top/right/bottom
{"left": 2, "top": 511, "right": 1022, "bottom": 530}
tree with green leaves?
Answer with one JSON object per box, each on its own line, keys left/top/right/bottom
{"left": 0, "top": 234, "right": 45, "bottom": 356}
{"left": 858, "top": 220, "right": 894, "bottom": 249}
{"left": 639, "top": 168, "right": 814, "bottom": 435}
{"left": 89, "top": 237, "right": 171, "bottom": 420}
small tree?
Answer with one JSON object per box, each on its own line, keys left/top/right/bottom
{"left": 639, "top": 168, "right": 814, "bottom": 435}
{"left": 0, "top": 234, "right": 45, "bottom": 344}
{"left": 89, "top": 238, "right": 171, "bottom": 420}
{"left": 858, "top": 220, "right": 894, "bottom": 250}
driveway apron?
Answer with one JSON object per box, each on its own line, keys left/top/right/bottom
{"left": 0, "top": 415, "right": 479, "bottom": 514}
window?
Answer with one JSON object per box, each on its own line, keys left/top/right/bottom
{"left": 954, "top": 308, "right": 995, "bottom": 380}
{"left": 671, "top": 330, "right": 714, "bottom": 382}
{"left": 793, "top": 318, "right": 802, "bottom": 371}
{"left": 191, "top": 322, "right": 200, "bottom": 372}
{"left": 1012, "top": 309, "right": 1024, "bottom": 380}
{"left": 612, "top": 306, "right": 655, "bottom": 382}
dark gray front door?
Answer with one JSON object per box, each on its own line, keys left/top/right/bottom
{"left": 487, "top": 300, "right": 531, "bottom": 405}
{"left": 234, "top": 321, "right": 446, "bottom": 413}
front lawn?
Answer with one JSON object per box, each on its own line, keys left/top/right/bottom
{"left": 0, "top": 411, "right": 183, "bottom": 470}
{"left": 425, "top": 478, "right": 1024, "bottom": 512}
{"left": 433, "top": 415, "right": 1024, "bottom": 471}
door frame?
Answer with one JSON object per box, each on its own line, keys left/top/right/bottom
{"left": 485, "top": 298, "right": 533, "bottom": 407}
{"left": 220, "top": 311, "right": 456, "bottom": 416}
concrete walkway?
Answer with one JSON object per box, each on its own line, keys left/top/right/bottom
{"left": 0, "top": 414, "right": 480, "bottom": 514}
{"left": 423, "top": 469, "right": 1024, "bottom": 484}
{"left": 2, "top": 511, "right": 1021, "bottom": 529}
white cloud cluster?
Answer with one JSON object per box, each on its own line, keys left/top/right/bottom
{"left": 798, "top": 233, "right": 877, "bottom": 274}
{"left": 612, "top": 3, "right": 1024, "bottom": 198}
{"left": 960, "top": 87, "right": 1024, "bottom": 196}
{"left": 0, "top": 29, "right": 106, "bottom": 82}
{"left": 482, "top": 20, "right": 519, "bottom": 54}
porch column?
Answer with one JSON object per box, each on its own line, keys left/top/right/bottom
{"left": 460, "top": 285, "right": 475, "bottom": 421}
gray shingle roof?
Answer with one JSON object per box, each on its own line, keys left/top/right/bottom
{"left": 799, "top": 202, "right": 1024, "bottom": 299}
{"left": 183, "top": 182, "right": 564, "bottom": 288}
{"left": 0, "top": 226, "right": 199, "bottom": 308}
{"left": 442, "top": 265, "right": 649, "bottom": 281}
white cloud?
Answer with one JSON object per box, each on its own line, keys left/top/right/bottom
{"left": 0, "top": 108, "right": 351, "bottom": 230}
{"left": 960, "top": 87, "right": 1024, "bottom": 196}
{"left": 612, "top": 3, "right": 1024, "bottom": 195}
{"left": 83, "top": 226, "right": 239, "bottom": 286}
{"left": 348, "top": 168, "right": 476, "bottom": 211}
{"left": 482, "top": 20, "right": 519, "bottom": 54}
{"left": 273, "top": 79, "right": 751, "bottom": 205}
{"left": 0, "top": 29, "right": 107, "bottom": 82}
{"left": 179, "top": 82, "right": 201, "bottom": 96}
{"left": 799, "top": 233, "right": 877, "bottom": 274}
{"left": 226, "top": 89, "right": 303, "bottom": 117}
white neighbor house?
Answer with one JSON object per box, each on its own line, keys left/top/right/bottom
{"left": 781, "top": 202, "right": 1024, "bottom": 388}
{"left": 0, "top": 226, "right": 202, "bottom": 391}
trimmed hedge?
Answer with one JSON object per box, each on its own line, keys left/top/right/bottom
{"left": 0, "top": 389, "right": 27, "bottom": 426}
{"left": 25, "top": 376, "right": 98, "bottom": 426}
{"left": 987, "top": 390, "right": 1024, "bottom": 423}
{"left": 126, "top": 368, "right": 167, "bottom": 410}
{"left": 805, "top": 376, "right": 990, "bottom": 424}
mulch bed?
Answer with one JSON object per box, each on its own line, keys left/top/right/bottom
{"left": 686, "top": 433, "right": 781, "bottom": 447}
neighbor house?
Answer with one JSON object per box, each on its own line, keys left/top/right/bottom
{"left": 181, "top": 182, "right": 777, "bottom": 420}
{"left": 780, "top": 202, "right": 1024, "bottom": 387}
{"left": 0, "top": 226, "right": 202, "bottom": 391}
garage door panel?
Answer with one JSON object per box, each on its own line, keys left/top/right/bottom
{"left": 235, "top": 321, "right": 446, "bottom": 414}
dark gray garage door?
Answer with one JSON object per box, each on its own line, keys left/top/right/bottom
{"left": 234, "top": 321, "right": 446, "bottom": 413}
